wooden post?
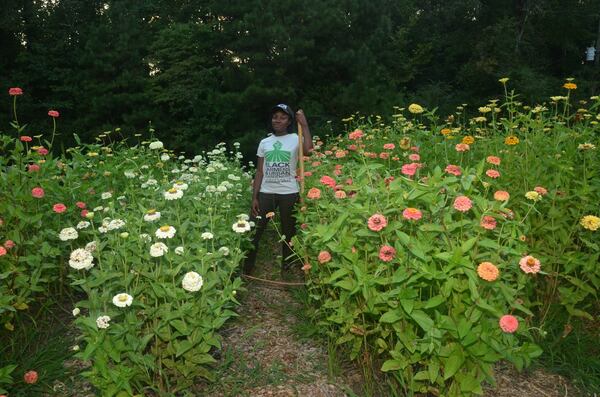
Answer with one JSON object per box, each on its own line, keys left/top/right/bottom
{"left": 298, "top": 122, "right": 305, "bottom": 203}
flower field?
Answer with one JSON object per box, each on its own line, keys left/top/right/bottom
{"left": 1, "top": 80, "right": 599, "bottom": 396}
{"left": 292, "top": 82, "right": 599, "bottom": 395}
{"left": 1, "top": 94, "right": 254, "bottom": 395}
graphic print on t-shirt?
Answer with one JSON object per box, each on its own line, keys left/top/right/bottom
{"left": 264, "top": 141, "right": 292, "bottom": 183}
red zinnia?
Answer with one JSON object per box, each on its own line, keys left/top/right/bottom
{"left": 9, "top": 87, "right": 23, "bottom": 96}
{"left": 37, "top": 147, "right": 49, "bottom": 156}
{"left": 28, "top": 164, "right": 40, "bottom": 172}
{"left": 320, "top": 175, "right": 336, "bottom": 188}
{"left": 20, "top": 135, "right": 32, "bottom": 142}
{"left": 53, "top": 203, "right": 67, "bottom": 213}
{"left": 31, "top": 187, "right": 45, "bottom": 198}
{"left": 499, "top": 315, "right": 519, "bottom": 333}
{"left": 24, "top": 370, "right": 38, "bottom": 384}
{"left": 401, "top": 163, "right": 418, "bottom": 176}
{"left": 48, "top": 110, "right": 60, "bottom": 118}
{"left": 76, "top": 201, "right": 86, "bottom": 209}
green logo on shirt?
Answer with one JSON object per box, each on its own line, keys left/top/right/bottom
{"left": 265, "top": 141, "right": 291, "bottom": 162}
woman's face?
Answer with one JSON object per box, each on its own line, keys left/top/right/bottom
{"left": 271, "top": 110, "right": 291, "bottom": 134}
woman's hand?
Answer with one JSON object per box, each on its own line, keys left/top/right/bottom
{"left": 251, "top": 198, "right": 260, "bottom": 218}
{"left": 296, "top": 109, "right": 308, "bottom": 128}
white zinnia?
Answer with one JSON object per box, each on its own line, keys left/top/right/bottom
{"left": 101, "top": 192, "right": 112, "bottom": 200}
{"left": 237, "top": 213, "right": 250, "bottom": 221}
{"left": 144, "top": 210, "right": 161, "bottom": 222}
{"left": 72, "top": 307, "right": 80, "bottom": 316}
{"left": 156, "top": 225, "right": 176, "bottom": 239}
{"left": 76, "top": 221, "right": 90, "bottom": 230}
{"left": 69, "top": 248, "right": 94, "bottom": 270}
{"left": 164, "top": 188, "right": 183, "bottom": 200}
{"left": 219, "top": 246, "right": 230, "bottom": 256}
{"left": 140, "top": 233, "right": 152, "bottom": 243}
{"left": 150, "top": 242, "right": 168, "bottom": 257}
{"left": 59, "top": 227, "right": 79, "bottom": 241}
{"left": 201, "top": 232, "right": 214, "bottom": 240}
{"left": 175, "top": 246, "right": 184, "bottom": 255}
{"left": 96, "top": 315, "right": 111, "bottom": 329}
{"left": 149, "top": 141, "right": 163, "bottom": 150}
{"left": 124, "top": 170, "right": 136, "bottom": 179}
{"left": 112, "top": 293, "right": 133, "bottom": 308}
{"left": 232, "top": 220, "right": 251, "bottom": 233}
{"left": 160, "top": 154, "right": 170, "bottom": 162}
{"left": 85, "top": 241, "right": 98, "bottom": 252}
{"left": 182, "top": 271, "right": 203, "bottom": 292}
{"left": 173, "top": 181, "right": 188, "bottom": 190}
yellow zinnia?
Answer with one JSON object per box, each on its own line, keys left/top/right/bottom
{"left": 580, "top": 215, "right": 600, "bottom": 231}
{"left": 563, "top": 83, "right": 577, "bottom": 90}
{"left": 462, "top": 135, "right": 475, "bottom": 145}
{"left": 408, "top": 103, "right": 424, "bottom": 114}
{"left": 505, "top": 136, "right": 519, "bottom": 145}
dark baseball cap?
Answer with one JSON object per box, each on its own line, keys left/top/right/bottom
{"left": 271, "top": 103, "right": 295, "bottom": 121}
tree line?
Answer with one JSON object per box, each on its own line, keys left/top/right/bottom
{"left": 2, "top": 0, "right": 599, "bottom": 156}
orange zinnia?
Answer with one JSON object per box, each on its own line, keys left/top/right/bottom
{"left": 477, "top": 262, "right": 499, "bottom": 281}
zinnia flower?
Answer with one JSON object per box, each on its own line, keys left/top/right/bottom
{"left": 232, "top": 220, "right": 251, "bottom": 233}
{"left": 149, "top": 141, "right": 164, "bottom": 149}
{"left": 408, "top": 153, "right": 420, "bottom": 161}
{"left": 59, "top": 227, "right": 78, "bottom": 241}
{"left": 480, "top": 215, "right": 497, "bottom": 230}
{"left": 144, "top": 209, "right": 161, "bottom": 222}
{"left": 455, "top": 143, "right": 470, "bottom": 152}
{"left": 0, "top": 247, "right": 6, "bottom": 257}
{"left": 486, "top": 169, "right": 500, "bottom": 179}
{"left": 534, "top": 186, "right": 548, "bottom": 195}
{"left": 164, "top": 188, "right": 183, "bottom": 200}
{"left": 320, "top": 176, "right": 336, "bottom": 188}
{"left": 408, "top": 103, "right": 424, "bottom": 114}
{"left": 47, "top": 110, "right": 59, "bottom": 118}
{"left": 504, "top": 136, "right": 519, "bottom": 145}
{"left": 367, "top": 213, "right": 387, "bottom": 231}
{"left": 96, "top": 315, "right": 111, "bottom": 329}
{"left": 9, "top": 87, "right": 23, "bottom": 96}
{"left": 20, "top": 135, "right": 32, "bottom": 142}
{"left": 402, "top": 208, "right": 422, "bottom": 221}
{"left": 307, "top": 187, "right": 321, "bottom": 199}
{"left": 462, "top": 136, "right": 475, "bottom": 145}
{"left": 348, "top": 129, "right": 364, "bottom": 140}
{"left": 53, "top": 203, "right": 67, "bottom": 213}
{"left": 31, "top": 187, "right": 45, "bottom": 198}
{"left": 383, "top": 143, "right": 395, "bottom": 150}
{"left": 453, "top": 196, "right": 472, "bottom": 212}
{"left": 76, "top": 201, "right": 86, "bottom": 209}
{"left": 563, "top": 82, "right": 577, "bottom": 90}
{"left": 445, "top": 164, "right": 461, "bottom": 176}
{"left": 318, "top": 250, "right": 332, "bottom": 264}
{"left": 525, "top": 191, "right": 541, "bottom": 202}
{"left": 580, "top": 215, "right": 600, "bottom": 231}
{"left": 494, "top": 190, "right": 510, "bottom": 201}
{"left": 182, "top": 271, "right": 203, "bottom": 292}
{"left": 23, "top": 371, "right": 38, "bottom": 384}
{"left": 150, "top": 242, "right": 169, "bottom": 257}
{"left": 477, "top": 262, "right": 499, "bottom": 281}
{"left": 379, "top": 245, "right": 396, "bottom": 262}
{"left": 334, "top": 190, "right": 347, "bottom": 199}
{"left": 499, "top": 315, "right": 519, "bottom": 333}
{"left": 401, "top": 163, "right": 418, "bottom": 176}
{"left": 112, "top": 293, "right": 133, "bottom": 307}
{"left": 69, "top": 248, "right": 94, "bottom": 270}
{"left": 201, "top": 232, "right": 214, "bottom": 240}
{"left": 486, "top": 156, "right": 501, "bottom": 165}
{"left": 156, "top": 225, "right": 176, "bottom": 239}
{"left": 28, "top": 164, "right": 40, "bottom": 172}
{"left": 519, "top": 255, "right": 541, "bottom": 274}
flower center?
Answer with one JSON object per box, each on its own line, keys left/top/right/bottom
{"left": 118, "top": 295, "right": 128, "bottom": 302}
{"left": 147, "top": 209, "right": 156, "bottom": 214}
{"left": 160, "top": 226, "right": 171, "bottom": 232}
{"left": 527, "top": 257, "right": 535, "bottom": 266}
{"left": 168, "top": 188, "right": 177, "bottom": 193}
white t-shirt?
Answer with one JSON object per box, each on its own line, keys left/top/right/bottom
{"left": 257, "top": 133, "right": 299, "bottom": 194}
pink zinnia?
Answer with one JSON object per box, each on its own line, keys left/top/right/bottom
{"left": 486, "top": 156, "right": 501, "bottom": 165}
{"left": 379, "top": 152, "right": 390, "bottom": 160}
{"left": 53, "top": 203, "right": 67, "bottom": 213}
{"left": 335, "top": 150, "right": 346, "bottom": 158}
{"left": 480, "top": 215, "right": 497, "bottom": 230}
{"left": 4, "top": 240, "right": 15, "bottom": 249}
{"left": 401, "top": 163, "right": 418, "bottom": 176}
{"left": 410, "top": 146, "right": 419, "bottom": 152}
{"left": 402, "top": 208, "right": 422, "bottom": 220}
{"left": 31, "top": 187, "right": 45, "bottom": 198}
{"left": 28, "top": 164, "right": 40, "bottom": 172}
{"left": 24, "top": 370, "right": 38, "bottom": 384}
{"left": 445, "top": 164, "right": 461, "bottom": 176}
{"left": 335, "top": 190, "right": 347, "bottom": 199}
{"left": 307, "top": 187, "right": 321, "bottom": 199}
{"left": 347, "top": 144, "right": 358, "bottom": 151}
{"left": 333, "top": 168, "right": 341, "bottom": 176}
{"left": 383, "top": 143, "right": 395, "bottom": 150}
{"left": 346, "top": 178, "right": 353, "bottom": 185}
{"left": 486, "top": 169, "right": 500, "bottom": 179}
{"left": 0, "top": 247, "right": 6, "bottom": 256}
{"left": 534, "top": 186, "right": 548, "bottom": 195}
{"left": 379, "top": 245, "right": 396, "bottom": 262}
{"left": 311, "top": 161, "right": 321, "bottom": 167}
{"left": 519, "top": 255, "right": 541, "bottom": 274}
{"left": 324, "top": 150, "right": 333, "bottom": 156}
{"left": 408, "top": 153, "right": 420, "bottom": 161}
{"left": 453, "top": 196, "right": 472, "bottom": 212}
{"left": 20, "top": 135, "right": 32, "bottom": 142}
{"left": 37, "top": 147, "right": 49, "bottom": 156}
{"left": 368, "top": 213, "right": 387, "bottom": 231}
{"left": 9, "top": 87, "right": 23, "bottom": 96}
{"left": 318, "top": 250, "right": 332, "bottom": 264}
{"left": 455, "top": 143, "right": 470, "bottom": 152}
{"left": 81, "top": 209, "right": 89, "bottom": 218}
{"left": 494, "top": 190, "right": 510, "bottom": 201}
{"left": 499, "top": 315, "right": 519, "bottom": 333}
{"left": 320, "top": 175, "right": 336, "bottom": 188}
{"left": 348, "top": 129, "right": 364, "bottom": 140}
{"left": 76, "top": 201, "right": 86, "bottom": 209}
{"left": 48, "top": 110, "right": 59, "bottom": 118}
{"left": 304, "top": 171, "right": 313, "bottom": 177}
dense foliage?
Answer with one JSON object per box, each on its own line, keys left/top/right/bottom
{"left": 292, "top": 81, "right": 599, "bottom": 396}
{"left": 2, "top": 1, "right": 600, "bottom": 155}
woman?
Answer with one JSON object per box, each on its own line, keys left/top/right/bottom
{"left": 243, "top": 103, "right": 313, "bottom": 276}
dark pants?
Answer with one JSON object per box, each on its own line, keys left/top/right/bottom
{"left": 244, "top": 192, "right": 300, "bottom": 273}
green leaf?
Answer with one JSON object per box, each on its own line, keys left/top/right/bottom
{"left": 381, "top": 358, "right": 407, "bottom": 372}
{"left": 444, "top": 349, "right": 465, "bottom": 380}
{"left": 380, "top": 310, "right": 402, "bottom": 323}
{"left": 334, "top": 277, "right": 356, "bottom": 291}
{"left": 424, "top": 295, "right": 444, "bottom": 309}
{"left": 460, "top": 237, "right": 478, "bottom": 253}
{"left": 410, "top": 310, "right": 434, "bottom": 332}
